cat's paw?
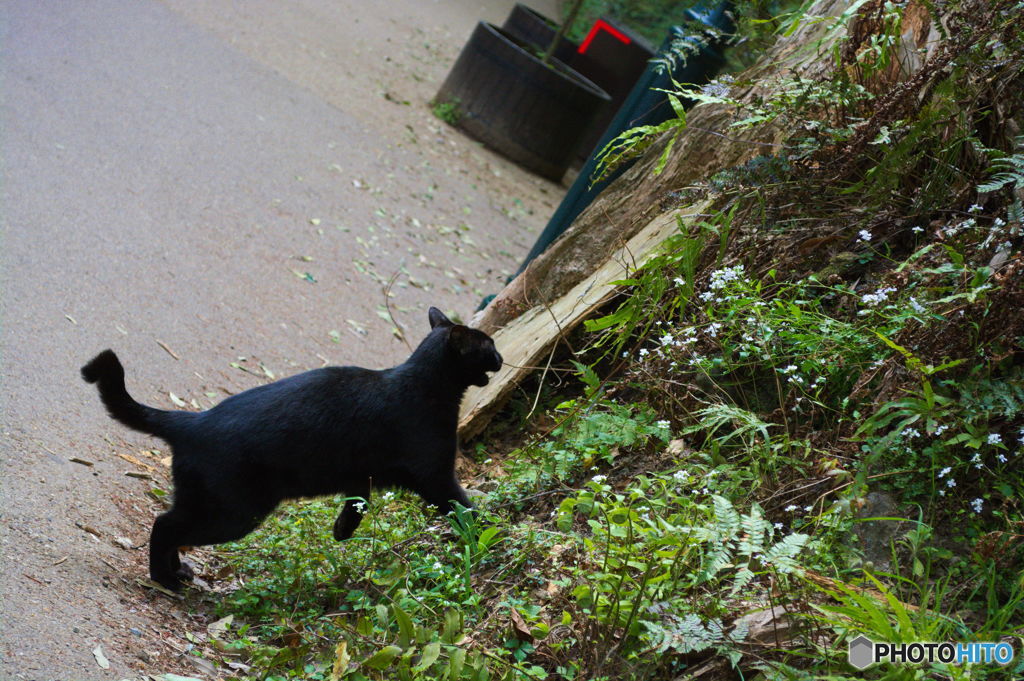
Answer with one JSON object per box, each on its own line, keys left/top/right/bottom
{"left": 149, "top": 571, "right": 185, "bottom": 592}
{"left": 175, "top": 561, "right": 195, "bottom": 581}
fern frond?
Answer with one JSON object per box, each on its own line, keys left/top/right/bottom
{"left": 763, "top": 533, "right": 811, "bottom": 575}
{"left": 738, "top": 504, "right": 770, "bottom": 559}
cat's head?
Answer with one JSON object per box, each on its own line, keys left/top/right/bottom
{"left": 429, "top": 307, "right": 502, "bottom": 387}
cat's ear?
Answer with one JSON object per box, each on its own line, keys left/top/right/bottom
{"left": 447, "top": 324, "right": 468, "bottom": 348}
{"left": 428, "top": 307, "right": 453, "bottom": 329}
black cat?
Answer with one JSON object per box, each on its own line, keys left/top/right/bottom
{"left": 81, "top": 307, "right": 502, "bottom": 590}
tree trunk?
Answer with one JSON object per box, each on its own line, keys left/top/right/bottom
{"left": 473, "top": 0, "right": 943, "bottom": 335}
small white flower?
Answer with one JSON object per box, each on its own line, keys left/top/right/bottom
{"left": 997, "top": 453, "right": 1008, "bottom": 463}
{"left": 971, "top": 498, "right": 984, "bottom": 513}
{"left": 935, "top": 424, "right": 950, "bottom": 435}
{"left": 784, "top": 504, "right": 799, "bottom": 512}
{"left": 433, "top": 561, "right": 444, "bottom": 570}
{"left": 861, "top": 287, "right": 896, "bottom": 307}
{"left": 781, "top": 365, "right": 798, "bottom": 374}
{"left": 912, "top": 226, "right": 924, "bottom": 234}
{"left": 701, "top": 75, "right": 734, "bottom": 98}
{"left": 938, "top": 466, "right": 952, "bottom": 478}
{"left": 591, "top": 474, "right": 607, "bottom": 484}
{"left": 909, "top": 297, "right": 925, "bottom": 313}
{"left": 656, "top": 419, "right": 670, "bottom": 429}
{"left": 968, "top": 204, "right": 983, "bottom": 213}
{"left": 947, "top": 478, "right": 956, "bottom": 488}
{"left": 858, "top": 229, "right": 872, "bottom": 242}
{"left": 638, "top": 348, "right": 650, "bottom": 358}
{"left": 804, "top": 505, "right": 813, "bottom": 513}
{"left": 672, "top": 470, "right": 689, "bottom": 483}
{"left": 673, "top": 277, "right": 685, "bottom": 286}
{"left": 902, "top": 428, "right": 921, "bottom": 439}
{"left": 987, "top": 433, "right": 1002, "bottom": 445}
{"left": 353, "top": 500, "right": 367, "bottom": 512}
{"left": 773, "top": 522, "right": 784, "bottom": 531}
{"left": 660, "top": 333, "right": 674, "bottom": 346}
{"left": 706, "top": 265, "right": 745, "bottom": 292}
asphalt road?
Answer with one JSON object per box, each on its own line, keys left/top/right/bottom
{"left": 0, "top": 0, "right": 557, "bottom": 677}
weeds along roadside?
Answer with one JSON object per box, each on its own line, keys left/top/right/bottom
{"left": 168, "top": 2, "right": 1024, "bottom": 679}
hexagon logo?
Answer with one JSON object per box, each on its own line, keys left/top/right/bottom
{"left": 848, "top": 635, "right": 876, "bottom": 669}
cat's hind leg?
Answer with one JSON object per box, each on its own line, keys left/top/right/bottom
{"left": 149, "top": 496, "right": 271, "bottom": 590}
{"left": 333, "top": 480, "right": 371, "bottom": 541}
{"left": 149, "top": 508, "right": 195, "bottom": 590}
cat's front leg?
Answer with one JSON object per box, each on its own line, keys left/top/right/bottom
{"left": 333, "top": 482, "right": 371, "bottom": 541}
{"left": 419, "top": 474, "right": 476, "bottom": 520}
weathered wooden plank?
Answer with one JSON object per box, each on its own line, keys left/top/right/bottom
{"left": 458, "top": 199, "right": 712, "bottom": 439}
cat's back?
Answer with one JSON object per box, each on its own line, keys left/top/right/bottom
{"left": 207, "top": 365, "right": 382, "bottom": 420}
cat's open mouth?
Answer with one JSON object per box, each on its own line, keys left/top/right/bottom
{"left": 475, "top": 352, "right": 503, "bottom": 386}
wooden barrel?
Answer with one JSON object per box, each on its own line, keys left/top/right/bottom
{"left": 434, "top": 22, "right": 610, "bottom": 182}
{"left": 501, "top": 3, "right": 579, "bottom": 64}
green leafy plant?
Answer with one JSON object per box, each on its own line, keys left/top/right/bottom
{"left": 432, "top": 98, "right": 462, "bottom": 126}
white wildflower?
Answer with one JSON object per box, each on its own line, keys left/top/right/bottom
{"left": 987, "top": 433, "right": 1002, "bottom": 445}
{"left": 858, "top": 229, "right": 872, "bottom": 242}
{"left": 707, "top": 265, "right": 745, "bottom": 291}
{"left": 971, "top": 498, "right": 984, "bottom": 513}
{"left": 861, "top": 286, "right": 896, "bottom": 307}
{"left": 701, "top": 74, "right": 735, "bottom": 98}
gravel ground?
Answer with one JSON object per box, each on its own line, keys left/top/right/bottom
{"left": 0, "top": 0, "right": 560, "bottom": 677}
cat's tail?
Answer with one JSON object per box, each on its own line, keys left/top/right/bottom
{"left": 81, "top": 350, "right": 177, "bottom": 437}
